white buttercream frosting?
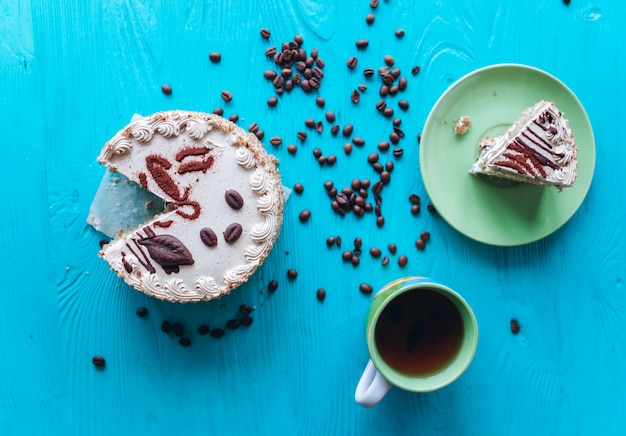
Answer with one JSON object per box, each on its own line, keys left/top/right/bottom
{"left": 98, "top": 111, "right": 284, "bottom": 302}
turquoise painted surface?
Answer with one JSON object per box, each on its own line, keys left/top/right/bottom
{"left": 1, "top": 0, "right": 624, "bottom": 434}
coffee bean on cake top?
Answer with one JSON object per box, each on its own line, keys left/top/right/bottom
{"left": 97, "top": 111, "right": 284, "bottom": 302}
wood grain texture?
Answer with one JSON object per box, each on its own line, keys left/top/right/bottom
{"left": 1, "top": 0, "right": 625, "bottom": 434}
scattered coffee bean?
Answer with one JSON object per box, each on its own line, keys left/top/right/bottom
{"left": 368, "top": 247, "right": 381, "bottom": 258}
{"left": 356, "top": 39, "right": 369, "bottom": 49}
{"left": 386, "top": 244, "right": 396, "bottom": 255}
{"left": 264, "top": 69, "right": 278, "bottom": 80}
{"left": 229, "top": 114, "right": 239, "bottom": 123}
{"left": 209, "top": 51, "right": 221, "bottom": 63}
{"left": 210, "top": 328, "right": 225, "bottom": 338}
{"left": 198, "top": 325, "right": 211, "bottom": 335}
{"left": 287, "top": 144, "right": 297, "bottom": 154}
{"left": 316, "top": 96, "right": 325, "bottom": 107}
{"left": 325, "top": 111, "right": 335, "bottom": 123}
{"left": 392, "top": 147, "right": 404, "bottom": 157}
{"left": 293, "top": 183, "right": 304, "bottom": 194}
{"left": 268, "top": 280, "right": 279, "bottom": 292}
{"left": 415, "top": 239, "right": 426, "bottom": 250}
{"left": 260, "top": 28, "right": 271, "bottom": 39}
{"left": 352, "top": 137, "right": 365, "bottom": 146}
{"left": 200, "top": 227, "right": 218, "bottom": 247}
{"left": 375, "top": 100, "right": 386, "bottom": 112}
{"left": 317, "top": 288, "right": 326, "bottom": 301}
{"left": 213, "top": 107, "right": 224, "bottom": 116}
{"left": 412, "top": 65, "right": 421, "bottom": 75}
{"left": 241, "top": 316, "right": 253, "bottom": 326}
{"left": 384, "top": 55, "right": 395, "bottom": 66}
{"left": 136, "top": 307, "right": 148, "bottom": 318}
{"left": 223, "top": 223, "right": 243, "bottom": 243}
{"left": 315, "top": 121, "right": 324, "bottom": 133}
{"left": 363, "top": 68, "right": 375, "bottom": 77}
{"left": 225, "top": 190, "right": 244, "bottom": 210}
{"left": 92, "top": 356, "right": 106, "bottom": 367}
{"left": 351, "top": 256, "right": 360, "bottom": 266}
{"left": 379, "top": 86, "right": 389, "bottom": 97}
{"left": 366, "top": 13, "right": 375, "bottom": 24}
{"left": 398, "top": 255, "right": 408, "bottom": 267}
{"left": 267, "top": 96, "right": 278, "bottom": 107}
{"left": 161, "top": 84, "right": 172, "bottom": 95}
{"left": 343, "top": 143, "right": 353, "bottom": 155}
{"left": 330, "top": 125, "right": 340, "bottom": 135}
{"left": 409, "top": 194, "right": 421, "bottom": 204}
{"left": 248, "top": 122, "right": 259, "bottom": 133}
{"left": 326, "top": 236, "right": 336, "bottom": 247}
{"left": 398, "top": 99, "right": 409, "bottom": 110}
{"left": 239, "top": 304, "right": 253, "bottom": 316}
{"left": 376, "top": 216, "right": 385, "bottom": 227}
{"left": 347, "top": 56, "right": 358, "bottom": 69}
{"left": 327, "top": 154, "right": 337, "bottom": 166}
{"left": 395, "top": 29, "right": 405, "bottom": 38}
{"left": 420, "top": 231, "right": 431, "bottom": 241}
{"left": 359, "top": 283, "right": 373, "bottom": 294}
{"left": 511, "top": 319, "right": 521, "bottom": 334}
{"left": 176, "top": 337, "right": 190, "bottom": 347}
{"left": 226, "top": 319, "right": 241, "bottom": 330}
{"left": 342, "top": 250, "right": 353, "bottom": 261}
{"left": 383, "top": 107, "right": 394, "bottom": 118}
{"left": 265, "top": 46, "right": 277, "bottom": 57}
{"left": 221, "top": 90, "right": 233, "bottom": 102}
{"left": 351, "top": 90, "right": 361, "bottom": 104}
{"left": 381, "top": 256, "right": 389, "bottom": 266}
{"left": 562, "top": 0, "right": 571, "bottom": 5}
{"left": 269, "top": 136, "right": 282, "bottom": 146}
{"left": 411, "top": 204, "right": 420, "bottom": 215}
{"left": 380, "top": 171, "right": 391, "bottom": 184}
{"left": 342, "top": 124, "right": 354, "bottom": 137}
{"left": 358, "top": 83, "right": 367, "bottom": 92}
{"left": 161, "top": 321, "right": 173, "bottom": 333}
{"left": 367, "top": 152, "right": 379, "bottom": 164}
{"left": 427, "top": 203, "right": 436, "bottom": 213}
{"left": 299, "top": 209, "right": 311, "bottom": 222}
{"left": 305, "top": 118, "right": 316, "bottom": 128}
{"left": 297, "top": 131, "right": 307, "bottom": 142}
{"left": 377, "top": 141, "right": 390, "bottom": 152}
{"left": 313, "top": 148, "right": 322, "bottom": 158}
{"left": 287, "top": 269, "right": 298, "bottom": 279}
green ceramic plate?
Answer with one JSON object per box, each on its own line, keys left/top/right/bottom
{"left": 420, "top": 64, "right": 595, "bottom": 246}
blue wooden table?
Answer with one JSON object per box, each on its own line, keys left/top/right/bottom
{"left": 2, "top": 1, "right": 624, "bottom": 434}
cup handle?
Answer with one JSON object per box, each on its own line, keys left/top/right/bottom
{"left": 355, "top": 359, "right": 392, "bottom": 408}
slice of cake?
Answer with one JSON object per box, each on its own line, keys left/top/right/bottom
{"left": 97, "top": 111, "right": 284, "bottom": 302}
{"left": 469, "top": 100, "right": 578, "bottom": 189}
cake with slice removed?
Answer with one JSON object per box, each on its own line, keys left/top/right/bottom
{"left": 97, "top": 111, "right": 284, "bottom": 302}
{"left": 469, "top": 100, "right": 578, "bottom": 190}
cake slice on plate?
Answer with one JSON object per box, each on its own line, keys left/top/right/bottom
{"left": 469, "top": 100, "right": 578, "bottom": 190}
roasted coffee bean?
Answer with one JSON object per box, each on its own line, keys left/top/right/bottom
{"left": 377, "top": 141, "right": 390, "bottom": 152}
{"left": 352, "top": 137, "right": 365, "bottom": 146}
{"left": 200, "top": 227, "right": 218, "bottom": 247}
{"left": 351, "top": 256, "right": 360, "bottom": 266}
{"left": 299, "top": 209, "right": 311, "bottom": 222}
{"left": 325, "top": 111, "right": 335, "bottom": 123}
{"left": 225, "top": 190, "right": 244, "bottom": 210}
{"left": 375, "top": 205, "right": 382, "bottom": 216}
{"left": 297, "top": 131, "right": 307, "bottom": 142}
{"left": 358, "top": 83, "right": 367, "bottom": 91}
{"left": 330, "top": 125, "right": 339, "bottom": 136}
{"left": 346, "top": 56, "right": 358, "bottom": 69}
{"left": 412, "top": 65, "right": 421, "bottom": 75}
{"left": 178, "top": 337, "right": 191, "bottom": 347}
{"left": 267, "top": 96, "right": 278, "bottom": 107}
{"left": 209, "top": 51, "right": 221, "bottom": 63}
{"left": 381, "top": 256, "right": 389, "bottom": 266}
{"left": 354, "top": 237, "right": 362, "bottom": 249}
{"left": 342, "top": 124, "right": 354, "bottom": 137}
{"left": 316, "top": 96, "right": 325, "bottom": 107}
{"left": 229, "top": 114, "right": 239, "bottom": 123}
{"left": 197, "top": 325, "right": 210, "bottom": 335}
{"left": 264, "top": 70, "right": 277, "bottom": 80}
{"left": 366, "top": 13, "right": 375, "bottom": 24}
{"left": 351, "top": 178, "right": 362, "bottom": 191}
{"left": 260, "top": 28, "right": 271, "bottom": 39}
{"left": 370, "top": 247, "right": 382, "bottom": 258}
{"left": 316, "top": 57, "right": 325, "bottom": 68}
{"left": 327, "top": 155, "right": 337, "bottom": 166}
{"left": 173, "top": 323, "right": 184, "bottom": 337}
{"left": 415, "top": 239, "right": 426, "bottom": 250}
{"left": 316, "top": 288, "right": 326, "bottom": 301}
{"left": 372, "top": 162, "right": 383, "bottom": 173}
{"left": 221, "top": 90, "right": 233, "bottom": 102}
{"left": 309, "top": 77, "right": 320, "bottom": 89}
{"left": 161, "top": 84, "right": 172, "bottom": 95}
{"left": 272, "top": 75, "right": 284, "bottom": 88}
{"left": 281, "top": 67, "right": 292, "bottom": 78}
{"left": 213, "top": 107, "right": 224, "bottom": 116}
{"left": 92, "top": 356, "right": 106, "bottom": 367}
{"left": 398, "top": 255, "right": 408, "bottom": 267}
{"left": 379, "top": 85, "right": 389, "bottom": 97}
{"left": 343, "top": 143, "right": 353, "bottom": 155}
{"left": 300, "top": 79, "right": 312, "bottom": 93}
{"left": 305, "top": 118, "right": 316, "bottom": 128}
{"left": 287, "top": 144, "right": 297, "bottom": 154}
{"left": 268, "top": 280, "right": 279, "bottom": 292}
{"left": 375, "top": 100, "right": 386, "bottom": 112}
{"left": 383, "top": 107, "right": 394, "bottom": 118}
{"left": 363, "top": 68, "right": 375, "bottom": 77}
{"left": 398, "top": 77, "right": 408, "bottom": 91}
{"left": 223, "top": 223, "right": 243, "bottom": 243}
{"left": 226, "top": 319, "right": 241, "bottom": 330}
{"left": 359, "top": 283, "right": 373, "bottom": 294}
{"left": 372, "top": 181, "right": 383, "bottom": 195}
{"left": 265, "top": 46, "right": 277, "bottom": 57}
{"left": 326, "top": 236, "right": 336, "bottom": 247}
{"left": 287, "top": 269, "right": 298, "bottom": 279}
{"left": 376, "top": 216, "right": 385, "bottom": 227}
{"left": 238, "top": 304, "right": 252, "bottom": 316}
{"left": 367, "top": 152, "right": 379, "bottom": 164}
{"left": 392, "top": 147, "right": 404, "bottom": 157}
{"left": 315, "top": 121, "right": 324, "bottom": 133}
{"left": 293, "top": 183, "right": 304, "bottom": 194}
{"left": 351, "top": 90, "right": 361, "bottom": 104}
{"left": 383, "top": 55, "right": 395, "bottom": 66}
{"left": 382, "top": 74, "right": 394, "bottom": 85}
{"left": 210, "top": 328, "right": 225, "bottom": 338}
{"left": 248, "top": 122, "right": 259, "bottom": 133}
{"left": 390, "top": 67, "right": 401, "bottom": 79}
{"left": 269, "top": 136, "right": 282, "bottom": 146}
{"left": 420, "top": 231, "right": 431, "bottom": 241}
{"left": 136, "top": 307, "right": 148, "bottom": 318}
{"left": 356, "top": 39, "right": 369, "bottom": 49}
{"left": 161, "top": 321, "right": 173, "bottom": 333}
{"left": 395, "top": 28, "right": 405, "bottom": 38}
{"left": 336, "top": 236, "right": 342, "bottom": 246}
{"left": 409, "top": 194, "right": 421, "bottom": 204}
{"left": 361, "top": 179, "right": 371, "bottom": 189}
{"left": 411, "top": 204, "right": 420, "bottom": 215}
{"left": 392, "top": 118, "right": 402, "bottom": 127}
{"left": 388, "top": 243, "right": 397, "bottom": 254}
{"left": 313, "top": 148, "right": 322, "bottom": 158}
{"left": 398, "top": 99, "right": 409, "bottom": 110}
{"left": 385, "top": 161, "right": 394, "bottom": 172}
{"left": 312, "top": 67, "right": 324, "bottom": 80}
{"left": 389, "top": 85, "right": 399, "bottom": 96}
{"left": 342, "top": 250, "right": 353, "bottom": 261}
{"left": 241, "top": 316, "right": 253, "bottom": 326}
{"left": 323, "top": 180, "right": 334, "bottom": 191}
{"left": 511, "top": 319, "right": 521, "bottom": 334}
{"left": 427, "top": 203, "right": 436, "bottom": 213}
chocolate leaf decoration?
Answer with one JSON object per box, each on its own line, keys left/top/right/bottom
{"left": 138, "top": 234, "right": 194, "bottom": 267}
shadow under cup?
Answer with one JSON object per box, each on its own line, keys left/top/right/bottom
{"left": 367, "top": 280, "right": 479, "bottom": 392}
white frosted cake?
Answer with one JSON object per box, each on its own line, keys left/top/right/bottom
{"left": 470, "top": 101, "right": 578, "bottom": 190}
{"left": 97, "top": 111, "right": 284, "bottom": 302}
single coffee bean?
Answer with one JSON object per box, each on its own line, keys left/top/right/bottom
{"left": 299, "top": 209, "right": 311, "bottom": 222}
{"left": 317, "top": 288, "right": 326, "bottom": 301}
{"left": 267, "top": 96, "right": 278, "bottom": 107}
{"left": 392, "top": 147, "right": 404, "bottom": 156}
{"left": 287, "top": 144, "right": 297, "bottom": 154}
{"left": 343, "top": 143, "right": 353, "bottom": 155}
{"left": 260, "top": 28, "right": 271, "bottom": 39}
{"left": 356, "top": 39, "right": 369, "bottom": 49}
{"left": 92, "top": 356, "right": 106, "bottom": 367}
{"left": 210, "top": 328, "right": 225, "bottom": 338}
{"left": 411, "top": 204, "right": 421, "bottom": 215}
{"left": 398, "top": 77, "right": 408, "bottom": 91}
{"left": 347, "top": 56, "right": 358, "bottom": 69}
{"left": 409, "top": 194, "right": 421, "bottom": 204}
{"left": 342, "top": 250, "right": 353, "bottom": 261}
{"left": 269, "top": 136, "right": 282, "bottom": 146}
{"left": 200, "top": 227, "right": 218, "bottom": 247}
{"left": 370, "top": 247, "right": 382, "bottom": 258}
{"left": 376, "top": 216, "right": 385, "bottom": 227}
{"left": 300, "top": 79, "right": 312, "bottom": 93}
{"left": 161, "top": 84, "right": 172, "bottom": 95}
{"left": 173, "top": 322, "right": 184, "bottom": 337}
{"left": 293, "top": 183, "right": 304, "bottom": 194}
{"left": 221, "top": 90, "right": 233, "bottom": 102}
{"left": 375, "top": 100, "right": 386, "bottom": 112}
{"left": 366, "top": 13, "right": 375, "bottom": 24}
{"left": 381, "top": 256, "right": 389, "bottom": 266}
{"left": 213, "top": 107, "right": 224, "bottom": 116}
{"left": 198, "top": 325, "right": 211, "bottom": 335}
{"left": 209, "top": 51, "right": 221, "bottom": 63}
{"left": 380, "top": 171, "right": 391, "bottom": 184}
{"left": 316, "top": 96, "right": 325, "bottom": 107}
{"left": 370, "top": 0, "right": 379, "bottom": 8}
{"left": 385, "top": 161, "right": 394, "bottom": 172}
{"left": 238, "top": 304, "right": 253, "bottom": 316}
{"left": 351, "top": 90, "right": 361, "bottom": 104}
{"left": 420, "top": 231, "right": 431, "bottom": 241}
{"left": 297, "top": 131, "right": 307, "bottom": 142}
{"left": 511, "top": 319, "right": 521, "bottom": 334}
{"left": 398, "top": 99, "right": 409, "bottom": 110}
{"left": 327, "top": 154, "right": 337, "bottom": 166}
{"left": 395, "top": 28, "right": 405, "bottom": 38}
{"left": 387, "top": 244, "right": 397, "bottom": 255}
{"left": 265, "top": 46, "right": 277, "bottom": 57}
{"left": 342, "top": 124, "right": 354, "bottom": 137}
{"left": 136, "top": 307, "right": 148, "bottom": 317}
{"left": 367, "top": 152, "right": 379, "bottom": 164}
{"left": 241, "top": 316, "right": 253, "bottom": 326}
{"left": 305, "top": 118, "right": 316, "bottom": 128}
{"left": 323, "top": 180, "right": 334, "bottom": 191}
{"left": 336, "top": 236, "right": 342, "bottom": 247}
{"left": 287, "top": 269, "right": 298, "bottom": 279}
{"left": 229, "top": 114, "right": 239, "bottom": 123}
{"left": 359, "top": 283, "right": 373, "bottom": 294}
{"left": 427, "top": 203, "right": 436, "bottom": 213}
{"left": 268, "top": 280, "right": 279, "bottom": 292}
{"left": 226, "top": 319, "right": 241, "bottom": 329}
{"left": 315, "top": 121, "right": 324, "bottom": 133}
{"left": 383, "top": 55, "right": 395, "bottom": 66}
{"left": 415, "top": 239, "right": 426, "bottom": 250}
{"left": 248, "top": 122, "right": 259, "bottom": 133}
{"left": 326, "top": 236, "right": 336, "bottom": 247}
{"left": 330, "top": 125, "right": 339, "bottom": 135}
{"left": 388, "top": 85, "right": 399, "bottom": 96}
{"left": 412, "top": 65, "right": 421, "bottom": 75}
{"left": 383, "top": 107, "right": 394, "bottom": 118}
{"left": 352, "top": 137, "right": 365, "bottom": 146}
{"left": 378, "top": 66, "right": 389, "bottom": 76}
{"left": 358, "top": 83, "right": 367, "bottom": 91}
{"left": 351, "top": 256, "right": 360, "bottom": 266}
{"left": 223, "top": 223, "right": 243, "bottom": 243}
{"left": 325, "top": 111, "right": 335, "bottom": 123}
{"left": 264, "top": 69, "right": 277, "bottom": 80}
{"left": 379, "top": 85, "right": 389, "bottom": 97}
{"left": 161, "top": 321, "right": 173, "bottom": 333}
{"left": 178, "top": 337, "right": 191, "bottom": 347}
{"left": 363, "top": 68, "right": 375, "bottom": 77}
{"left": 398, "top": 255, "right": 408, "bottom": 267}
{"left": 224, "top": 190, "right": 244, "bottom": 210}
{"left": 373, "top": 162, "right": 384, "bottom": 173}
{"left": 377, "top": 141, "right": 390, "bottom": 152}
{"left": 313, "top": 147, "right": 322, "bottom": 158}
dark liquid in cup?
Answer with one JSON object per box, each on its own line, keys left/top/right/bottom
{"left": 374, "top": 288, "right": 464, "bottom": 376}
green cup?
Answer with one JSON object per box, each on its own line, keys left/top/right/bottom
{"left": 355, "top": 276, "right": 479, "bottom": 407}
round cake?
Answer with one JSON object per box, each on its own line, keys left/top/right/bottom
{"left": 97, "top": 111, "right": 284, "bottom": 302}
